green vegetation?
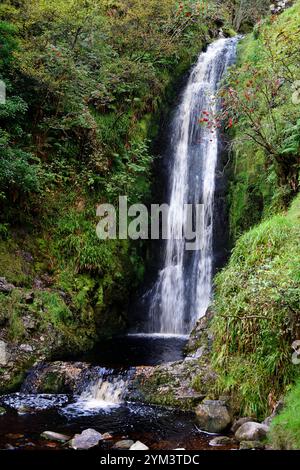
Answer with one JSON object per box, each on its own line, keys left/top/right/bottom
{"left": 269, "top": 378, "right": 300, "bottom": 449}
{"left": 219, "top": 2, "right": 300, "bottom": 240}
{"left": 211, "top": 195, "right": 300, "bottom": 418}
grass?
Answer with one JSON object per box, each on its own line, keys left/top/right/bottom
{"left": 210, "top": 194, "right": 300, "bottom": 419}
{"left": 269, "top": 379, "right": 300, "bottom": 449}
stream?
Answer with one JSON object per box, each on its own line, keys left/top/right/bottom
{"left": 0, "top": 336, "right": 237, "bottom": 451}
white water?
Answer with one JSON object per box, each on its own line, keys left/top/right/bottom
{"left": 62, "top": 368, "right": 132, "bottom": 415}
{"left": 147, "top": 38, "right": 238, "bottom": 335}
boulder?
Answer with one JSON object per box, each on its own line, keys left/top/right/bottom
{"left": 231, "top": 417, "right": 256, "bottom": 434}
{"left": 235, "top": 422, "right": 269, "bottom": 442}
{"left": 70, "top": 429, "right": 103, "bottom": 450}
{"left": 195, "top": 400, "right": 231, "bottom": 433}
{"left": 130, "top": 441, "right": 149, "bottom": 450}
{"left": 239, "top": 440, "right": 265, "bottom": 450}
{"left": 113, "top": 440, "right": 135, "bottom": 450}
{"left": 41, "top": 431, "right": 71, "bottom": 443}
{"left": 209, "top": 436, "right": 235, "bottom": 447}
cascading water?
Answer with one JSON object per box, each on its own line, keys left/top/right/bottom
{"left": 146, "top": 37, "right": 238, "bottom": 335}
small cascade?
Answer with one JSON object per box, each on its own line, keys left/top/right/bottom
{"left": 79, "top": 368, "right": 131, "bottom": 406}
{"left": 62, "top": 367, "right": 134, "bottom": 416}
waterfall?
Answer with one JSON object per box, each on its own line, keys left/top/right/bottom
{"left": 146, "top": 38, "right": 238, "bottom": 335}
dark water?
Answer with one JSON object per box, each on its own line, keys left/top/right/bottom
{"left": 75, "top": 335, "right": 188, "bottom": 367}
{"left": 0, "top": 400, "right": 233, "bottom": 451}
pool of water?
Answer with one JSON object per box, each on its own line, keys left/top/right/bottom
{"left": 64, "top": 334, "right": 188, "bottom": 368}
{"left": 0, "top": 397, "right": 235, "bottom": 451}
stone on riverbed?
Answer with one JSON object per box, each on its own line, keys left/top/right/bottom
{"left": 129, "top": 441, "right": 149, "bottom": 450}
{"left": 41, "top": 431, "right": 71, "bottom": 443}
{"left": 70, "top": 429, "right": 103, "bottom": 450}
{"left": 209, "top": 436, "right": 235, "bottom": 446}
{"left": 113, "top": 440, "right": 135, "bottom": 450}
{"left": 195, "top": 400, "right": 231, "bottom": 433}
{"left": 235, "top": 422, "right": 269, "bottom": 442}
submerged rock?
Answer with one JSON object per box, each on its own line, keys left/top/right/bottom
{"left": 70, "top": 429, "right": 103, "bottom": 450}
{"left": 113, "top": 440, "right": 135, "bottom": 450}
{"left": 130, "top": 441, "right": 149, "bottom": 450}
{"left": 235, "top": 422, "right": 269, "bottom": 442}
{"left": 195, "top": 400, "right": 231, "bottom": 433}
{"left": 41, "top": 431, "right": 71, "bottom": 443}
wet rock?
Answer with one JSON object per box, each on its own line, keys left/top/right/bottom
{"left": 209, "top": 436, "right": 235, "bottom": 446}
{"left": 235, "top": 422, "right": 269, "bottom": 442}
{"left": 0, "top": 277, "right": 15, "bottom": 293}
{"left": 21, "top": 361, "right": 90, "bottom": 394}
{"left": 5, "top": 444, "right": 15, "bottom": 450}
{"left": 0, "top": 406, "right": 6, "bottom": 415}
{"left": 41, "top": 431, "right": 71, "bottom": 443}
{"left": 17, "top": 405, "right": 32, "bottom": 415}
{"left": 70, "top": 429, "right": 103, "bottom": 450}
{"left": 0, "top": 340, "right": 9, "bottom": 365}
{"left": 130, "top": 441, "right": 149, "bottom": 450}
{"left": 239, "top": 440, "right": 265, "bottom": 450}
{"left": 113, "top": 440, "right": 135, "bottom": 450}
{"left": 195, "top": 400, "right": 231, "bottom": 433}
{"left": 231, "top": 417, "right": 256, "bottom": 434}
{"left": 102, "top": 432, "right": 113, "bottom": 440}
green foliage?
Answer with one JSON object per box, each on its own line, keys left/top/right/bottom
{"left": 269, "top": 379, "right": 300, "bottom": 449}
{"left": 211, "top": 195, "right": 300, "bottom": 418}
{"left": 221, "top": 2, "right": 300, "bottom": 239}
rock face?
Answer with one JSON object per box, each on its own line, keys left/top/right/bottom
{"left": 70, "top": 429, "right": 103, "bottom": 450}
{"left": 235, "top": 422, "right": 269, "bottom": 442}
{"left": 131, "top": 310, "right": 217, "bottom": 410}
{"left": 195, "top": 400, "right": 231, "bottom": 433}
{"left": 130, "top": 441, "right": 149, "bottom": 450}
